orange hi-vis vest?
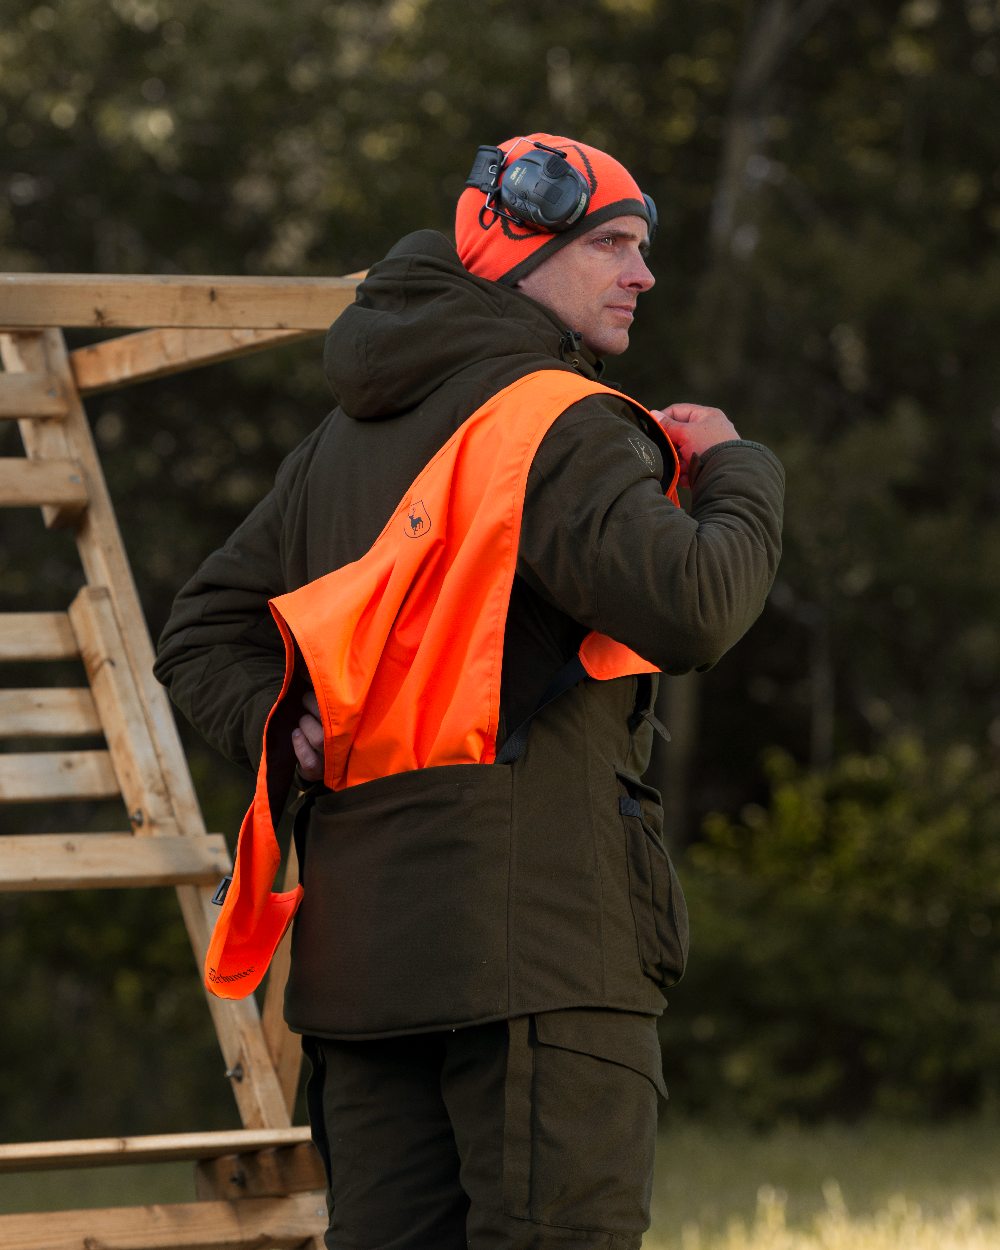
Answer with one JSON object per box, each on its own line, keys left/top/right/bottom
{"left": 205, "top": 369, "right": 680, "bottom": 998}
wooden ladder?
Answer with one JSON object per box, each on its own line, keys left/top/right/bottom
{"left": 0, "top": 273, "right": 357, "bottom": 1250}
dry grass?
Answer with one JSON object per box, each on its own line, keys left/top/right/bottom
{"left": 654, "top": 1185, "right": 1000, "bottom": 1249}
{"left": 647, "top": 1119, "right": 1000, "bottom": 1250}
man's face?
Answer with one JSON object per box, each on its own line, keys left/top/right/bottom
{"left": 516, "top": 215, "right": 655, "bottom": 356}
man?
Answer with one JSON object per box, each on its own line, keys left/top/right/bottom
{"left": 155, "top": 133, "right": 784, "bottom": 1249}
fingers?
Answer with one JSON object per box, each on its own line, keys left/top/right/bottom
{"left": 651, "top": 414, "right": 694, "bottom": 476}
{"left": 292, "top": 692, "right": 324, "bottom": 782}
{"left": 651, "top": 403, "right": 693, "bottom": 424}
{"left": 650, "top": 401, "right": 741, "bottom": 460}
{"left": 292, "top": 727, "right": 323, "bottom": 781}
{"left": 652, "top": 402, "right": 725, "bottom": 424}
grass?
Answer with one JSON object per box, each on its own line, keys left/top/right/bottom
{"left": 648, "top": 1119, "right": 1000, "bottom": 1249}
{"left": 0, "top": 1119, "right": 997, "bottom": 1249}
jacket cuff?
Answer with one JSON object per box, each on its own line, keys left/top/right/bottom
{"left": 689, "top": 439, "right": 782, "bottom": 483}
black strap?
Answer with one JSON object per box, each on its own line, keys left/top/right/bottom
{"left": 495, "top": 656, "right": 588, "bottom": 765}
{"left": 628, "top": 672, "right": 671, "bottom": 741}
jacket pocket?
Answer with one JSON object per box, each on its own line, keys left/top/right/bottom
{"left": 616, "top": 770, "right": 689, "bottom": 988}
{"left": 286, "top": 762, "right": 512, "bottom": 1036}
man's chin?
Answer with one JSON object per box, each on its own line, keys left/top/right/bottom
{"left": 591, "top": 331, "right": 630, "bottom": 357}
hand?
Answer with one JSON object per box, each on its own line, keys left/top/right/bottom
{"left": 291, "top": 689, "right": 324, "bottom": 783}
{"left": 650, "top": 403, "right": 741, "bottom": 487}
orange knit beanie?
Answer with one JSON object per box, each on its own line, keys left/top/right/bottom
{"left": 456, "top": 133, "right": 654, "bottom": 285}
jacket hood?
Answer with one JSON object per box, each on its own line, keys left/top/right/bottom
{"left": 323, "top": 229, "right": 601, "bottom": 421}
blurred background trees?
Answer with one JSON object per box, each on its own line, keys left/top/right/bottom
{"left": 1, "top": 0, "right": 998, "bottom": 1133}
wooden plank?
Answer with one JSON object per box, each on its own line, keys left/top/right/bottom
{"left": 0, "top": 1191, "right": 327, "bottom": 1250}
{"left": 0, "top": 457, "right": 87, "bottom": 512}
{"left": 0, "top": 613, "right": 79, "bottom": 660}
{"left": 70, "top": 586, "right": 175, "bottom": 833}
{"left": 0, "top": 833, "right": 232, "bottom": 890}
{"left": 0, "top": 687, "right": 100, "bottom": 737}
{"left": 9, "top": 329, "right": 291, "bottom": 1131}
{"left": 71, "top": 326, "right": 317, "bottom": 395}
{"left": 0, "top": 273, "right": 359, "bottom": 330}
{"left": 0, "top": 371, "right": 67, "bottom": 417}
{"left": 0, "top": 1127, "right": 315, "bottom": 1173}
{"left": 0, "top": 750, "right": 119, "bottom": 803}
{"left": 262, "top": 846, "right": 305, "bottom": 1116}
{"left": 0, "top": 333, "right": 79, "bottom": 529}
{"left": 195, "top": 1142, "right": 324, "bottom": 1200}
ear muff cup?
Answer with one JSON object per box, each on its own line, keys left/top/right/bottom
{"left": 497, "top": 149, "right": 591, "bottom": 232}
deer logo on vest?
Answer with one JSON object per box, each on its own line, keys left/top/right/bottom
{"left": 628, "top": 435, "right": 658, "bottom": 475}
{"left": 404, "top": 500, "right": 431, "bottom": 538}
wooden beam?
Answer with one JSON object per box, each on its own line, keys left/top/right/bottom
{"left": 0, "top": 371, "right": 67, "bottom": 418}
{"left": 0, "top": 1127, "right": 313, "bottom": 1172}
{"left": 261, "top": 845, "right": 305, "bottom": 1116}
{"left": 71, "top": 326, "right": 318, "bottom": 395}
{"left": 0, "top": 612, "right": 79, "bottom": 661}
{"left": 0, "top": 833, "right": 232, "bottom": 890}
{"left": 0, "top": 749, "right": 119, "bottom": 803}
{"left": 0, "top": 1192, "right": 327, "bottom": 1250}
{"left": 0, "top": 273, "right": 359, "bottom": 330}
{"left": 0, "top": 687, "right": 100, "bottom": 737}
{"left": 195, "top": 1142, "right": 325, "bottom": 1201}
{"left": 0, "top": 457, "right": 87, "bottom": 514}
{"left": 70, "top": 586, "right": 176, "bottom": 833}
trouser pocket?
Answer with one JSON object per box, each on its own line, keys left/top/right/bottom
{"left": 617, "top": 770, "right": 689, "bottom": 988}
{"left": 502, "top": 1010, "right": 664, "bottom": 1236}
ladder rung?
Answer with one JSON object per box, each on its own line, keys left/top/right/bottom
{"left": 0, "top": 371, "right": 68, "bottom": 418}
{"left": 0, "top": 687, "right": 100, "bottom": 737}
{"left": 0, "top": 832, "right": 230, "bottom": 890}
{"left": 0, "top": 1126, "right": 311, "bottom": 1172}
{"left": 0, "top": 1194, "right": 327, "bottom": 1250}
{"left": 0, "top": 458, "right": 88, "bottom": 509}
{"left": 0, "top": 750, "right": 119, "bottom": 802}
{"left": 0, "top": 613, "right": 79, "bottom": 661}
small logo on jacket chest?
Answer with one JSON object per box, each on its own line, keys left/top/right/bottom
{"left": 628, "top": 435, "right": 658, "bottom": 474}
{"left": 404, "top": 500, "right": 431, "bottom": 537}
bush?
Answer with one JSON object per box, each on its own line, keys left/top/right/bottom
{"left": 664, "top": 737, "right": 1000, "bottom": 1122}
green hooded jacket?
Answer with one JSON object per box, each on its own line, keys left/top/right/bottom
{"left": 154, "top": 229, "right": 784, "bottom": 1037}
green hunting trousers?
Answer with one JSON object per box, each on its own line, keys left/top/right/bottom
{"left": 303, "top": 1009, "right": 667, "bottom": 1249}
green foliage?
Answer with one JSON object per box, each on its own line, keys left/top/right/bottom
{"left": 666, "top": 738, "right": 1000, "bottom": 1121}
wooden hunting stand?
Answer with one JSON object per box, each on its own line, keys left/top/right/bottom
{"left": 0, "top": 272, "right": 360, "bottom": 1249}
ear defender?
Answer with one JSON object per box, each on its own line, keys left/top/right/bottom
{"left": 466, "top": 141, "right": 591, "bottom": 233}
{"left": 642, "top": 193, "right": 658, "bottom": 246}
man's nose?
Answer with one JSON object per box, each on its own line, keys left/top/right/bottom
{"left": 623, "top": 251, "right": 655, "bottom": 292}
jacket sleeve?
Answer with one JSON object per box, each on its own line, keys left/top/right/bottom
{"left": 153, "top": 430, "right": 320, "bottom": 770}
{"left": 516, "top": 394, "right": 785, "bottom": 674}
